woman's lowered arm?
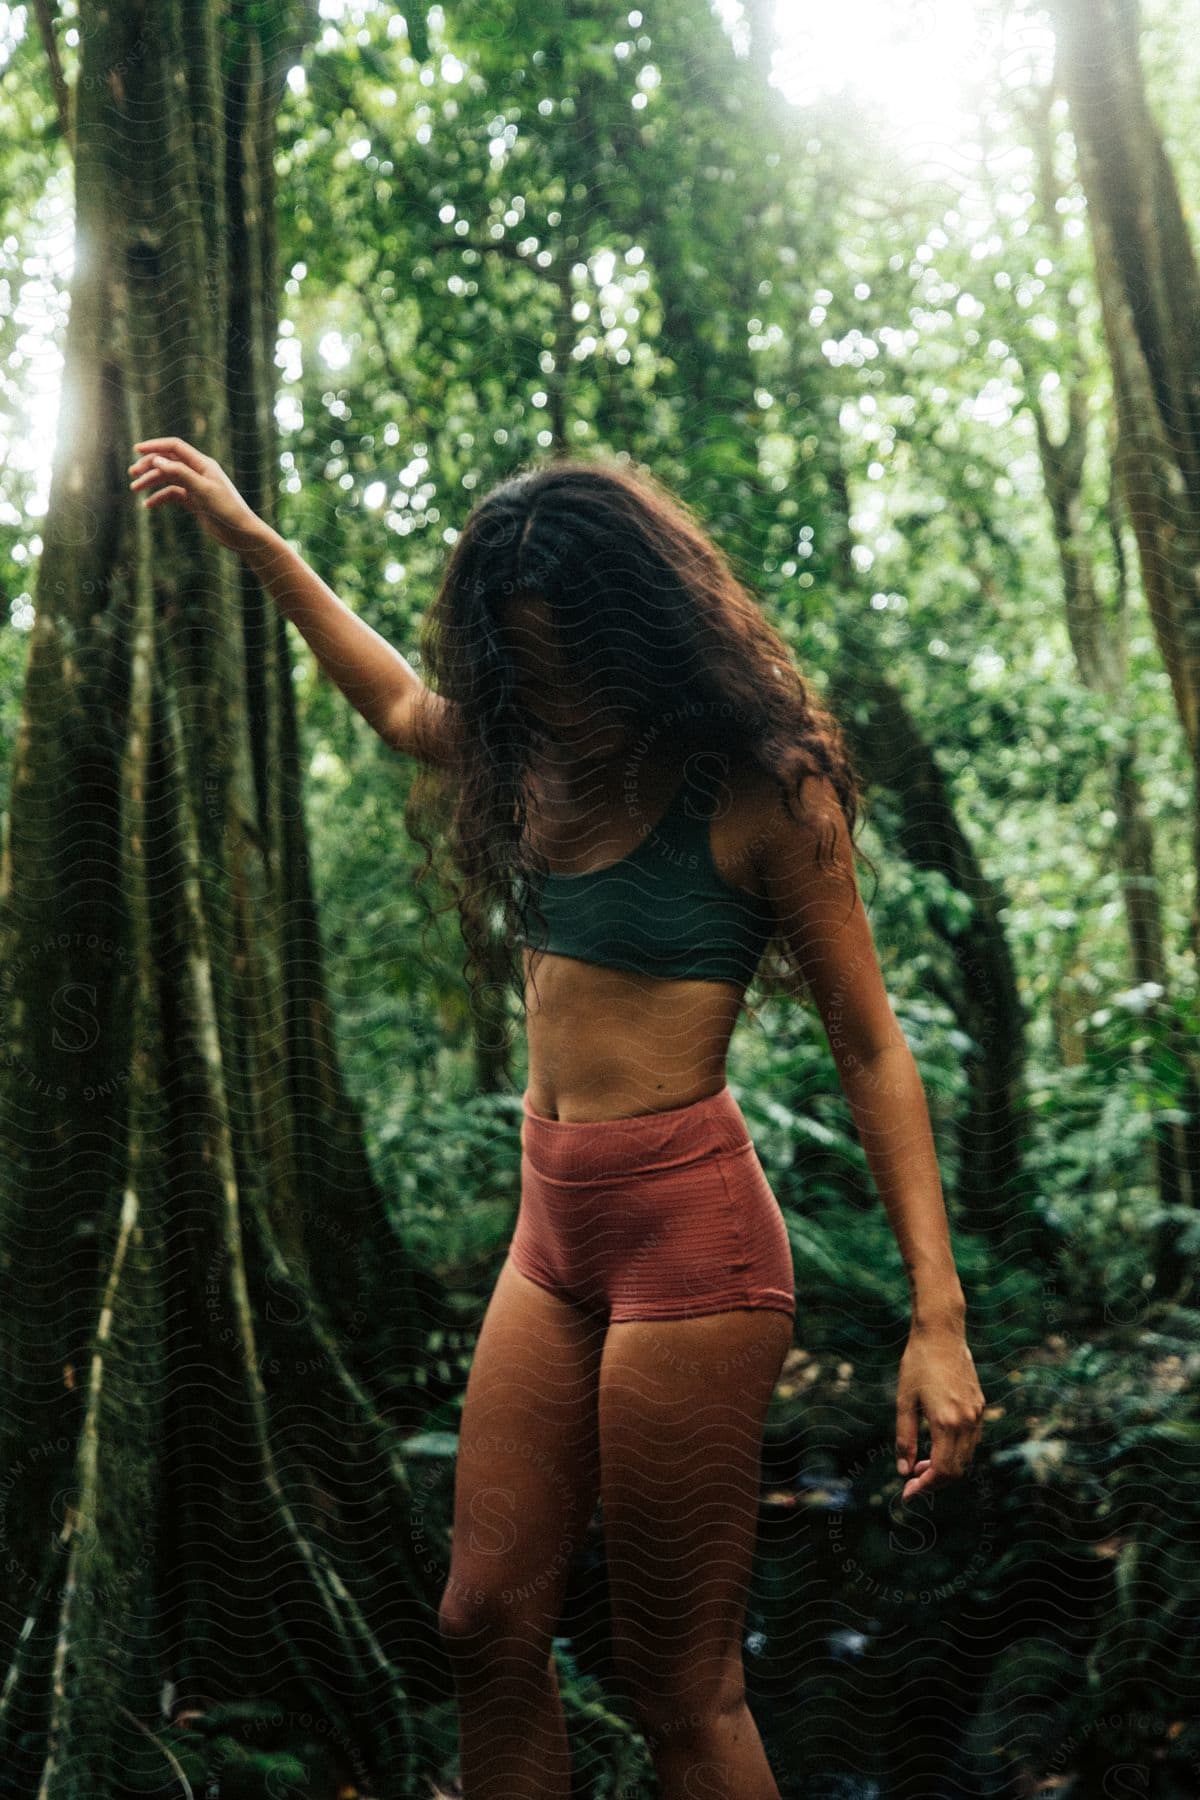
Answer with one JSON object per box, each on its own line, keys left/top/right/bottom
{"left": 753, "top": 771, "right": 985, "bottom": 1496}
{"left": 754, "top": 774, "right": 961, "bottom": 1318}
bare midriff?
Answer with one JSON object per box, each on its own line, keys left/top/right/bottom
{"left": 515, "top": 733, "right": 777, "bottom": 1123}
{"left": 520, "top": 949, "right": 746, "bottom": 1123}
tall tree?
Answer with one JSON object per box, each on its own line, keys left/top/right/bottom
{"left": 976, "top": 83, "right": 1200, "bottom": 1247}
{"left": 1049, "top": 0, "right": 1200, "bottom": 961}
{"left": 0, "top": 3, "right": 443, "bottom": 1791}
{"left": 1048, "top": 0, "right": 1200, "bottom": 1283}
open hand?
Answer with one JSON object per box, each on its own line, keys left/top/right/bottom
{"left": 128, "top": 437, "right": 263, "bottom": 554}
{"left": 895, "top": 1320, "right": 985, "bottom": 1501}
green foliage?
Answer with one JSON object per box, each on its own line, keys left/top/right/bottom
{"left": 383, "top": 1086, "right": 523, "bottom": 1282}
{"left": 961, "top": 1318, "right": 1200, "bottom": 1794}
{"left": 4, "top": 0, "right": 1200, "bottom": 1789}
{"left": 207, "top": 0, "right": 1200, "bottom": 1781}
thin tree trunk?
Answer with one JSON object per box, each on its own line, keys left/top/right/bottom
{"left": 1049, "top": 0, "right": 1200, "bottom": 949}
{"left": 1049, "top": 0, "right": 1200, "bottom": 1285}
{"left": 828, "top": 650, "right": 1032, "bottom": 1251}
{"left": 818, "top": 457, "right": 1035, "bottom": 1252}
{"left": 993, "top": 83, "right": 1200, "bottom": 1241}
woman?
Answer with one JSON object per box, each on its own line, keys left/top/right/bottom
{"left": 128, "top": 439, "right": 986, "bottom": 1800}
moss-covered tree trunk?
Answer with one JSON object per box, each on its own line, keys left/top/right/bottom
{"left": 991, "top": 81, "right": 1200, "bottom": 1239}
{"left": 1049, "top": 0, "right": 1200, "bottom": 1284}
{"left": 0, "top": 3, "right": 445, "bottom": 1792}
{"left": 1049, "top": 0, "right": 1200, "bottom": 946}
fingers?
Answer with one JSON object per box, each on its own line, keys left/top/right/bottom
{"left": 129, "top": 456, "right": 185, "bottom": 486}
{"left": 128, "top": 454, "right": 193, "bottom": 509}
{"left": 130, "top": 436, "right": 207, "bottom": 471}
{"left": 932, "top": 1416, "right": 974, "bottom": 1483}
{"left": 899, "top": 1457, "right": 933, "bottom": 1501}
{"left": 895, "top": 1393, "right": 920, "bottom": 1478}
{"left": 899, "top": 1417, "right": 981, "bottom": 1500}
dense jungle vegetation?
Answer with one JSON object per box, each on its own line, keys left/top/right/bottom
{"left": 1, "top": 0, "right": 1199, "bottom": 1795}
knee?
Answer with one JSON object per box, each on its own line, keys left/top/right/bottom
{"left": 437, "top": 1578, "right": 547, "bottom": 1663}
{"left": 437, "top": 1578, "right": 506, "bottom": 1645}
{"left": 628, "top": 1672, "right": 747, "bottom": 1751}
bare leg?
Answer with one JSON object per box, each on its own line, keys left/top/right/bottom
{"left": 599, "top": 1307, "right": 793, "bottom": 1800}
{"left": 437, "top": 1258, "right": 605, "bottom": 1799}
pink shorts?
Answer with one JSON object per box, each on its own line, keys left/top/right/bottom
{"left": 509, "top": 1083, "right": 795, "bottom": 1324}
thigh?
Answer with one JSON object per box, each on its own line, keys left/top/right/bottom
{"left": 442, "top": 1256, "right": 606, "bottom": 1639}
{"left": 598, "top": 1308, "right": 793, "bottom": 1709}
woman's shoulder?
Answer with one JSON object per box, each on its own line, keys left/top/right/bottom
{"left": 726, "top": 752, "right": 850, "bottom": 884}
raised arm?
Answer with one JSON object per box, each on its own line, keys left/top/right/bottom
{"left": 128, "top": 436, "right": 463, "bottom": 766}
{"left": 239, "top": 524, "right": 463, "bottom": 765}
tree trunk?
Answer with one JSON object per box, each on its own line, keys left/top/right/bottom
{"left": 1048, "top": 0, "right": 1200, "bottom": 1284}
{"left": 993, "top": 82, "right": 1200, "bottom": 1247}
{"left": 815, "top": 458, "right": 1035, "bottom": 1252}
{"left": 0, "top": 4, "right": 446, "bottom": 1792}
{"left": 828, "top": 651, "right": 1033, "bottom": 1252}
{"left": 1049, "top": 0, "right": 1200, "bottom": 956}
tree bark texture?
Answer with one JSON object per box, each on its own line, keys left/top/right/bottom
{"left": 1006, "top": 81, "right": 1200, "bottom": 1242}
{"left": 1048, "top": 0, "right": 1200, "bottom": 1284}
{"left": 0, "top": 4, "right": 448, "bottom": 1793}
{"left": 1050, "top": 0, "right": 1200, "bottom": 969}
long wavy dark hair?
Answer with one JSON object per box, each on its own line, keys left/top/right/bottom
{"left": 404, "top": 451, "right": 872, "bottom": 1032}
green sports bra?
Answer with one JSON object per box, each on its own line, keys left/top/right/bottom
{"left": 516, "top": 762, "right": 776, "bottom": 991}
